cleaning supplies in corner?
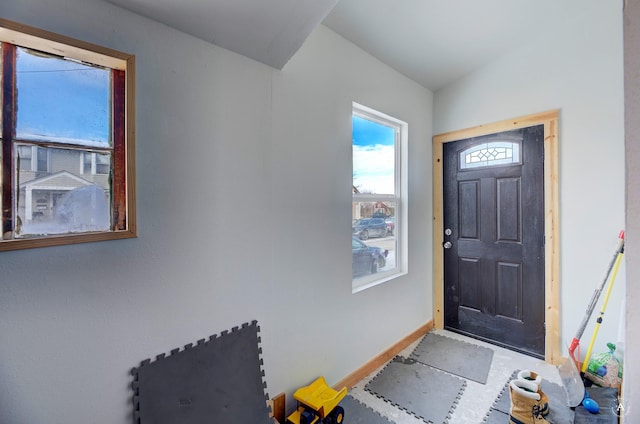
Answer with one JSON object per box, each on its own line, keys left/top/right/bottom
{"left": 585, "top": 342, "right": 623, "bottom": 388}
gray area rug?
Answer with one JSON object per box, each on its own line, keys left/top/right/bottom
{"left": 485, "top": 370, "right": 575, "bottom": 424}
{"left": 409, "top": 333, "right": 494, "bottom": 384}
{"left": 339, "top": 395, "right": 395, "bottom": 424}
{"left": 366, "top": 356, "right": 466, "bottom": 424}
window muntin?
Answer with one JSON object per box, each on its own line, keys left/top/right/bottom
{"left": 459, "top": 141, "right": 521, "bottom": 170}
{"left": 352, "top": 103, "right": 407, "bottom": 292}
{"left": 0, "top": 19, "right": 135, "bottom": 250}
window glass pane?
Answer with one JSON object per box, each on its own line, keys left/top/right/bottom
{"left": 0, "top": 43, "right": 2, "bottom": 139}
{"left": 16, "top": 47, "right": 111, "bottom": 146}
{"left": 95, "top": 152, "right": 110, "bottom": 174}
{"left": 83, "top": 152, "right": 92, "bottom": 173}
{"left": 0, "top": 44, "right": 2, "bottom": 226}
{"left": 352, "top": 200, "right": 396, "bottom": 278}
{"left": 352, "top": 103, "right": 405, "bottom": 290}
{"left": 17, "top": 145, "right": 32, "bottom": 170}
{"left": 459, "top": 141, "right": 521, "bottom": 170}
{"left": 82, "top": 152, "right": 111, "bottom": 175}
{"left": 352, "top": 115, "right": 396, "bottom": 195}
{"left": 14, "top": 145, "right": 111, "bottom": 237}
{"left": 36, "top": 147, "right": 48, "bottom": 172}
{"left": 0, "top": 22, "right": 135, "bottom": 250}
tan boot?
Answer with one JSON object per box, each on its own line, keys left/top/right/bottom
{"left": 516, "top": 370, "right": 549, "bottom": 416}
{"left": 509, "top": 380, "right": 550, "bottom": 423}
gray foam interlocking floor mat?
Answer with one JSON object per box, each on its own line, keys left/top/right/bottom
{"left": 131, "top": 320, "right": 271, "bottom": 424}
{"left": 339, "top": 395, "right": 395, "bottom": 424}
{"left": 365, "top": 356, "right": 466, "bottom": 424}
{"left": 483, "top": 408, "right": 509, "bottom": 424}
{"left": 410, "top": 332, "right": 494, "bottom": 384}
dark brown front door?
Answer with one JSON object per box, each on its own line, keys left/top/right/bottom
{"left": 443, "top": 125, "right": 545, "bottom": 358}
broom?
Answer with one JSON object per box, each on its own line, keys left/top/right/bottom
{"left": 559, "top": 230, "right": 624, "bottom": 406}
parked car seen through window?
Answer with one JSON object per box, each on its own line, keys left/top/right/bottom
{"left": 352, "top": 237, "right": 388, "bottom": 277}
{"left": 352, "top": 217, "right": 388, "bottom": 240}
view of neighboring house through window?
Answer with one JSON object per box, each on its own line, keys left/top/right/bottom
{"left": 352, "top": 102, "right": 407, "bottom": 292}
{"left": 0, "top": 19, "right": 136, "bottom": 250}
{"left": 82, "top": 152, "right": 111, "bottom": 175}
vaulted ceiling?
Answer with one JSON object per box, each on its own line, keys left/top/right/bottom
{"left": 104, "top": 0, "right": 586, "bottom": 91}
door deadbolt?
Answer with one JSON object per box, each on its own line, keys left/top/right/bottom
{"left": 444, "top": 228, "right": 452, "bottom": 236}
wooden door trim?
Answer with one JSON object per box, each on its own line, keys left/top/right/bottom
{"left": 433, "top": 110, "right": 561, "bottom": 364}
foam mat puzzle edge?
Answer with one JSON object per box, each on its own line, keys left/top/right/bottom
{"left": 365, "top": 356, "right": 466, "bottom": 424}
{"left": 131, "top": 320, "right": 271, "bottom": 424}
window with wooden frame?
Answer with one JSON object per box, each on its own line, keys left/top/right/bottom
{"left": 0, "top": 19, "right": 136, "bottom": 251}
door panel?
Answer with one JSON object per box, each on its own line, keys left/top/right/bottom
{"left": 443, "top": 125, "right": 545, "bottom": 358}
{"left": 496, "top": 261, "right": 522, "bottom": 320}
{"left": 459, "top": 257, "right": 481, "bottom": 310}
{"left": 459, "top": 180, "right": 480, "bottom": 238}
{"left": 497, "top": 177, "right": 521, "bottom": 241}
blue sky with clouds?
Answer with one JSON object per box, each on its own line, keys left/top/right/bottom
{"left": 352, "top": 115, "right": 395, "bottom": 194}
{"left": 16, "top": 47, "right": 110, "bottom": 145}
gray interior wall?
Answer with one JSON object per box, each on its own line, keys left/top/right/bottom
{"left": 434, "top": 0, "right": 626, "bottom": 361}
{"left": 0, "top": 0, "right": 434, "bottom": 422}
{"left": 624, "top": 0, "right": 640, "bottom": 421}
{"left": 1, "top": 0, "right": 634, "bottom": 423}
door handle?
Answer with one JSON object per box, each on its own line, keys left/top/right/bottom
{"left": 443, "top": 241, "right": 452, "bottom": 249}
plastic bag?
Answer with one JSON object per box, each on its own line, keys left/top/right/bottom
{"left": 585, "top": 342, "right": 623, "bottom": 388}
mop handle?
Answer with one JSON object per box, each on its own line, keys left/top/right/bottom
{"left": 572, "top": 231, "right": 625, "bottom": 342}
{"left": 581, "top": 246, "right": 624, "bottom": 373}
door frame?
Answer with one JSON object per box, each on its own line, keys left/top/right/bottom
{"left": 433, "top": 110, "right": 561, "bottom": 364}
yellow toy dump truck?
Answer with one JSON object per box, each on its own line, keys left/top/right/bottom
{"left": 285, "top": 376, "right": 347, "bottom": 424}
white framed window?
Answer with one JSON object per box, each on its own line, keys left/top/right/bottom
{"left": 352, "top": 102, "right": 408, "bottom": 292}
{"left": 82, "top": 152, "right": 111, "bottom": 175}
{"left": 17, "top": 145, "right": 49, "bottom": 172}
